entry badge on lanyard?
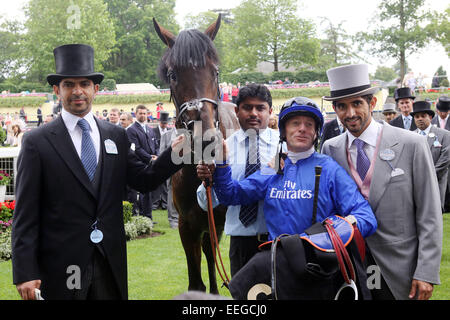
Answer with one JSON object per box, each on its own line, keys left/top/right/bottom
{"left": 90, "top": 220, "right": 103, "bottom": 243}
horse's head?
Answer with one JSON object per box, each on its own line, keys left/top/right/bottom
{"left": 154, "top": 16, "right": 222, "bottom": 163}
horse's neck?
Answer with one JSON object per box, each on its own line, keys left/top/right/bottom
{"left": 179, "top": 164, "right": 200, "bottom": 185}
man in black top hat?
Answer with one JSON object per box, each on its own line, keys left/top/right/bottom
{"left": 152, "top": 111, "right": 170, "bottom": 210}
{"left": 431, "top": 95, "right": 450, "bottom": 212}
{"left": 432, "top": 96, "right": 450, "bottom": 130}
{"left": 412, "top": 100, "right": 450, "bottom": 212}
{"left": 11, "top": 44, "right": 184, "bottom": 300}
{"left": 390, "top": 87, "right": 416, "bottom": 131}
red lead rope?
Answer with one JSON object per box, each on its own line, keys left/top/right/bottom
{"left": 205, "top": 182, "right": 230, "bottom": 288}
{"left": 324, "top": 219, "right": 356, "bottom": 284}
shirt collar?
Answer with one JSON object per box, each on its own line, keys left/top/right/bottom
{"left": 346, "top": 118, "right": 381, "bottom": 149}
{"left": 61, "top": 108, "right": 96, "bottom": 132}
{"left": 402, "top": 114, "right": 412, "bottom": 121}
{"left": 287, "top": 147, "right": 315, "bottom": 164}
{"left": 236, "top": 128, "right": 273, "bottom": 144}
{"left": 418, "top": 124, "right": 432, "bottom": 135}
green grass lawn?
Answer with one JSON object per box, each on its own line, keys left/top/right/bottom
{"left": 1, "top": 211, "right": 449, "bottom": 300}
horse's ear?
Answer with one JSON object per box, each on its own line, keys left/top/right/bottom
{"left": 153, "top": 18, "right": 175, "bottom": 48}
{"left": 204, "top": 14, "right": 221, "bottom": 41}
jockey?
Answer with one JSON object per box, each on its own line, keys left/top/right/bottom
{"left": 197, "top": 97, "right": 377, "bottom": 240}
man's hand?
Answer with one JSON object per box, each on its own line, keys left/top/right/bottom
{"left": 16, "top": 279, "right": 41, "bottom": 300}
{"left": 268, "top": 152, "right": 287, "bottom": 170}
{"left": 409, "top": 279, "right": 433, "bottom": 300}
{"left": 215, "top": 139, "right": 228, "bottom": 166}
{"left": 197, "top": 161, "right": 216, "bottom": 186}
{"left": 151, "top": 155, "right": 158, "bottom": 161}
{"left": 171, "top": 134, "right": 186, "bottom": 154}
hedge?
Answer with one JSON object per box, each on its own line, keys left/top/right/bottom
{"left": 220, "top": 70, "right": 328, "bottom": 85}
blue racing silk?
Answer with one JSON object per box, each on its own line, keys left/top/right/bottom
{"left": 213, "top": 152, "right": 377, "bottom": 241}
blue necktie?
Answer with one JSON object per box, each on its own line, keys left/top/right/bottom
{"left": 77, "top": 118, "right": 97, "bottom": 181}
{"left": 420, "top": 130, "right": 427, "bottom": 136}
{"left": 354, "top": 138, "right": 370, "bottom": 181}
{"left": 404, "top": 116, "right": 411, "bottom": 130}
{"left": 239, "top": 134, "right": 261, "bottom": 227}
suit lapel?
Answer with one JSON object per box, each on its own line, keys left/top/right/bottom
{"left": 369, "top": 123, "right": 404, "bottom": 211}
{"left": 45, "top": 116, "right": 96, "bottom": 200}
{"left": 96, "top": 118, "right": 117, "bottom": 211}
{"left": 328, "top": 134, "right": 350, "bottom": 173}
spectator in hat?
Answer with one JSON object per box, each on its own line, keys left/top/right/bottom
{"left": 431, "top": 96, "right": 450, "bottom": 131}
{"left": 156, "top": 102, "right": 164, "bottom": 120}
{"left": 431, "top": 95, "right": 450, "bottom": 212}
{"left": 382, "top": 102, "right": 397, "bottom": 123}
{"left": 389, "top": 87, "right": 416, "bottom": 131}
{"left": 412, "top": 100, "right": 450, "bottom": 212}
{"left": 152, "top": 111, "right": 170, "bottom": 210}
{"left": 322, "top": 64, "right": 442, "bottom": 300}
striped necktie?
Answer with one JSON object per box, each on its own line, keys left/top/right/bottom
{"left": 239, "top": 134, "right": 261, "bottom": 227}
{"left": 77, "top": 118, "right": 97, "bottom": 181}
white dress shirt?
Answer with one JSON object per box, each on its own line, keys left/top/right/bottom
{"left": 61, "top": 108, "right": 101, "bottom": 164}
{"left": 197, "top": 128, "right": 281, "bottom": 236}
{"left": 346, "top": 119, "right": 382, "bottom": 166}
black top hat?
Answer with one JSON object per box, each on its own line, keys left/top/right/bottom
{"left": 159, "top": 111, "right": 170, "bottom": 123}
{"left": 394, "top": 87, "right": 415, "bottom": 101}
{"left": 410, "top": 101, "right": 435, "bottom": 118}
{"left": 436, "top": 96, "right": 450, "bottom": 112}
{"left": 47, "top": 44, "right": 104, "bottom": 86}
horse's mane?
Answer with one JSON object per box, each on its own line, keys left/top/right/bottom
{"left": 157, "top": 29, "right": 219, "bottom": 83}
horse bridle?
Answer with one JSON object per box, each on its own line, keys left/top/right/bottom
{"left": 167, "top": 65, "right": 221, "bottom": 133}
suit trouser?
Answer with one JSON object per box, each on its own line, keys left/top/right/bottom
{"left": 366, "top": 248, "right": 395, "bottom": 300}
{"left": 126, "top": 187, "right": 139, "bottom": 216}
{"left": 152, "top": 183, "right": 168, "bottom": 209}
{"left": 229, "top": 234, "right": 268, "bottom": 277}
{"left": 166, "top": 179, "right": 179, "bottom": 227}
{"left": 138, "top": 191, "right": 153, "bottom": 219}
{"left": 73, "top": 249, "right": 121, "bottom": 300}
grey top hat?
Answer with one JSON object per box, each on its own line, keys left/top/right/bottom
{"left": 47, "top": 44, "right": 104, "bottom": 86}
{"left": 323, "top": 64, "right": 380, "bottom": 101}
{"left": 382, "top": 103, "right": 397, "bottom": 114}
{"left": 410, "top": 101, "right": 435, "bottom": 118}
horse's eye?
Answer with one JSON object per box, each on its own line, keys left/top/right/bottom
{"left": 168, "top": 71, "right": 177, "bottom": 82}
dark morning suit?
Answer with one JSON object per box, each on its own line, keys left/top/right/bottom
{"left": 11, "top": 116, "right": 181, "bottom": 300}
{"left": 151, "top": 126, "right": 168, "bottom": 209}
{"left": 389, "top": 115, "right": 417, "bottom": 131}
{"left": 126, "top": 122, "right": 158, "bottom": 219}
{"left": 319, "top": 118, "right": 343, "bottom": 151}
{"left": 431, "top": 116, "right": 450, "bottom": 212}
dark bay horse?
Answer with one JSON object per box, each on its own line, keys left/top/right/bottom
{"left": 153, "top": 15, "right": 240, "bottom": 293}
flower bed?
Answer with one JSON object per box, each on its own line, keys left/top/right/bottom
{"left": 0, "top": 201, "right": 153, "bottom": 261}
{"left": 0, "top": 201, "right": 14, "bottom": 261}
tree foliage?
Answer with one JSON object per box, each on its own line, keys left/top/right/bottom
{"left": 229, "top": 0, "right": 320, "bottom": 72}
{"left": 23, "top": 0, "right": 116, "bottom": 83}
{"left": 103, "top": 0, "right": 179, "bottom": 86}
{"left": 358, "top": 0, "right": 436, "bottom": 81}
{"left": 317, "top": 18, "right": 360, "bottom": 71}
